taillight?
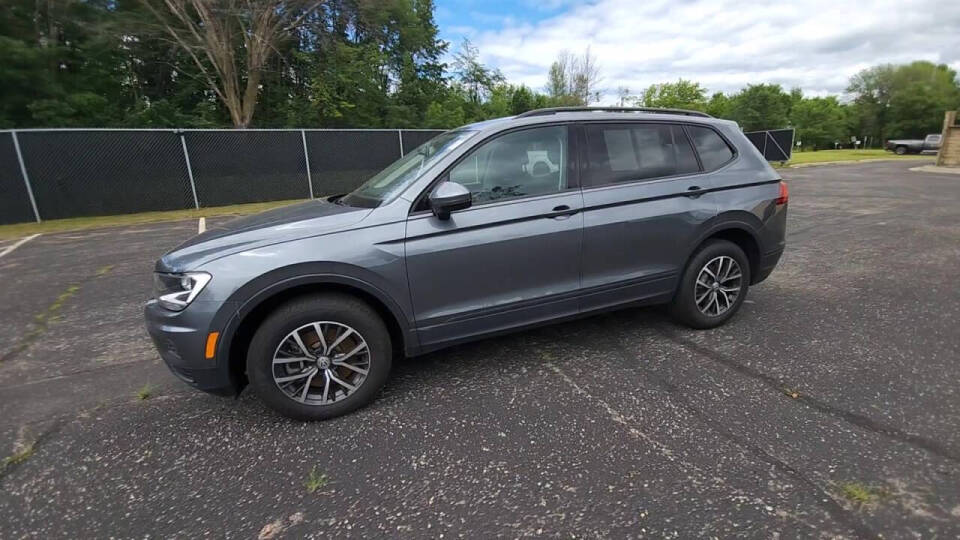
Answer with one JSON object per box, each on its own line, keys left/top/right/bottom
{"left": 775, "top": 181, "right": 788, "bottom": 205}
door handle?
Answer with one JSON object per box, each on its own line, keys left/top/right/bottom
{"left": 686, "top": 185, "right": 705, "bottom": 198}
{"left": 545, "top": 205, "right": 578, "bottom": 219}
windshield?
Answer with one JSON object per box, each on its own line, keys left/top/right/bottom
{"left": 339, "top": 130, "right": 475, "bottom": 208}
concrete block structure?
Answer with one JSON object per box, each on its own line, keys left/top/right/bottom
{"left": 936, "top": 111, "right": 960, "bottom": 167}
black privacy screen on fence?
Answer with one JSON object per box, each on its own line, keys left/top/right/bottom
{"left": 305, "top": 130, "right": 399, "bottom": 197}
{"left": 401, "top": 130, "right": 443, "bottom": 154}
{"left": 306, "top": 130, "right": 401, "bottom": 197}
{"left": 0, "top": 133, "right": 37, "bottom": 224}
{"left": 186, "top": 130, "right": 310, "bottom": 207}
{"left": 16, "top": 130, "right": 195, "bottom": 220}
{"left": 0, "top": 128, "right": 445, "bottom": 225}
{"left": 744, "top": 128, "right": 794, "bottom": 162}
{"left": 307, "top": 130, "right": 444, "bottom": 197}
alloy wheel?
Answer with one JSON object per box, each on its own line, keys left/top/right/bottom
{"left": 694, "top": 255, "right": 742, "bottom": 317}
{"left": 271, "top": 321, "right": 370, "bottom": 406}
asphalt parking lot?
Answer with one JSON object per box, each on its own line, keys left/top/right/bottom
{"left": 1, "top": 160, "right": 959, "bottom": 538}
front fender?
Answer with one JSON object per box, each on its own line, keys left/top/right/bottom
{"left": 208, "top": 263, "right": 419, "bottom": 384}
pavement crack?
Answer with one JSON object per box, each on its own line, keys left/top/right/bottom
{"left": 0, "top": 284, "right": 81, "bottom": 364}
{"left": 590, "top": 319, "right": 878, "bottom": 538}
{"left": 655, "top": 325, "right": 960, "bottom": 465}
{"left": 0, "top": 420, "right": 65, "bottom": 483}
{"left": 0, "top": 358, "right": 157, "bottom": 391}
{"left": 543, "top": 359, "right": 706, "bottom": 475}
{"left": 0, "top": 265, "right": 115, "bottom": 365}
{"left": 10, "top": 388, "right": 196, "bottom": 432}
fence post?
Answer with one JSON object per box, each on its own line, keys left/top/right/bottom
{"left": 397, "top": 129, "right": 404, "bottom": 157}
{"left": 301, "top": 129, "right": 314, "bottom": 199}
{"left": 177, "top": 130, "right": 200, "bottom": 209}
{"left": 10, "top": 130, "right": 41, "bottom": 223}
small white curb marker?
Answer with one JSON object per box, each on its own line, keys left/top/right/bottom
{"left": 0, "top": 233, "right": 40, "bottom": 259}
{"left": 198, "top": 217, "right": 206, "bottom": 234}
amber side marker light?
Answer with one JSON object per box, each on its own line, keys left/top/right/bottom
{"left": 205, "top": 332, "right": 220, "bottom": 359}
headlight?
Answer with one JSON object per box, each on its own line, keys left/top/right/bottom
{"left": 153, "top": 272, "right": 212, "bottom": 311}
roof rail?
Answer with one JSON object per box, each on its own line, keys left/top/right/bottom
{"left": 515, "top": 106, "right": 712, "bottom": 119}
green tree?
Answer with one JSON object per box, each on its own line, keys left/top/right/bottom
{"left": 788, "top": 87, "right": 804, "bottom": 114}
{"left": 424, "top": 99, "right": 464, "bottom": 128}
{"left": 705, "top": 92, "right": 730, "bottom": 118}
{"left": 0, "top": 36, "right": 57, "bottom": 126}
{"left": 0, "top": 0, "right": 455, "bottom": 129}
{"left": 377, "top": 0, "right": 449, "bottom": 127}
{"left": 6, "top": 0, "right": 952, "bottom": 136}
{"left": 726, "top": 84, "right": 792, "bottom": 131}
{"left": 509, "top": 85, "right": 545, "bottom": 115}
{"left": 0, "top": 0, "right": 132, "bottom": 127}
{"left": 142, "top": 0, "right": 324, "bottom": 129}
{"left": 790, "top": 96, "right": 848, "bottom": 150}
{"left": 545, "top": 48, "right": 601, "bottom": 105}
{"left": 478, "top": 83, "right": 549, "bottom": 118}
{"left": 291, "top": 0, "right": 450, "bottom": 128}
{"left": 847, "top": 61, "right": 960, "bottom": 142}
{"left": 451, "top": 38, "right": 504, "bottom": 106}
{"left": 639, "top": 79, "right": 707, "bottom": 111}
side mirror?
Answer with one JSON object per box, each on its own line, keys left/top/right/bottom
{"left": 429, "top": 181, "right": 472, "bottom": 220}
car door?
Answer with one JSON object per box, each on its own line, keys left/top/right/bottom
{"left": 404, "top": 124, "right": 583, "bottom": 350}
{"left": 578, "top": 122, "right": 725, "bottom": 312}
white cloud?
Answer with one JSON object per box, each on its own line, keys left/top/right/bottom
{"left": 457, "top": 0, "right": 960, "bottom": 102}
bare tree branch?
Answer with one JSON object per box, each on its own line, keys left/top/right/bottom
{"left": 141, "top": 0, "right": 323, "bottom": 128}
{"left": 546, "top": 47, "right": 602, "bottom": 105}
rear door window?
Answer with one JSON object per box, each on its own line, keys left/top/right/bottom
{"left": 686, "top": 126, "right": 735, "bottom": 170}
{"left": 584, "top": 123, "right": 700, "bottom": 187}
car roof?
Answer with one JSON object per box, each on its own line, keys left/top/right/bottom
{"left": 461, "top": 108, "right": 736, "bottom": 134}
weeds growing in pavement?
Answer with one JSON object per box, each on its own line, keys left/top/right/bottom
{"left": 305, "top": 466, "right": 329, "bottom": 493}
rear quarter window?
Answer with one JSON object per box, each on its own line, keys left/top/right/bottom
{"left": 583, "top": 123, "right": 700, "bottom": 187}
{"left": 687, "top": 126, "right": 735, "bottom": 171}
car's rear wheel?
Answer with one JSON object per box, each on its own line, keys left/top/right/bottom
{"left": 247, "top": 293, "right": 392, "bottom": 420}
{"left": 894, "top": 146, "right": 907, "bottom": 155}
{"left": 670, "top": 239, "right": 751, "bottom": 329}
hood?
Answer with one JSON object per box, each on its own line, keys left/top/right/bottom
{"left": 157, "top": 199, "right": 371, "bottom": 272}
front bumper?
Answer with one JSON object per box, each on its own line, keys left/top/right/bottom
{"left": 144, "top": 299, "right": 239, "bottom": 396}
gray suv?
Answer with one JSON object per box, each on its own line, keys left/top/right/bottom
{"left": 145, "top": 107, "right": 787, "bottom": 420}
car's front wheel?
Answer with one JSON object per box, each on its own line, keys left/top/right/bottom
{"left": 247, "top": 293, "right": 392, "bottom": 421}
{"left": 670, "top": 239, "right": 751, "bottom": 329}
{"left": 894, "top": 146, "right": 908, "bottom": 155}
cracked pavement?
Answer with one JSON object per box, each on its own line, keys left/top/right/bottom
{"left": 1, "top": 160, "right": 959, "bottom": 537}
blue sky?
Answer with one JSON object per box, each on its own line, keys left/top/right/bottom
{"left": 433, "top": 0, "right": 960, "bottom": 103}
{"left": 436, "top": 0, "right": 571, "bottom": 41}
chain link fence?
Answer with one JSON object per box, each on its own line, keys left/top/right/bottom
{"left": 0, "top": 132, "right": 38, "bottom": 224}
{"left": 0, "top": 128, "right": 444, "bottom": 225}
{"left": 305, "top": 130, "right": 403, "bottom": 197}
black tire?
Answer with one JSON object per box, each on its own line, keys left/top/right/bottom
{"left": 669, "top": 239, "right": 751, "bottom": 329}
{"left": 894, "top": 146, "right": 907, "bottom": 155}
{"left": 247, "top": 293, "right": 392, "bottom": 421}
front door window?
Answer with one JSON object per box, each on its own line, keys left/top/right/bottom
{"left": 446, "top": 126, "right": 568, "bottom": 204}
